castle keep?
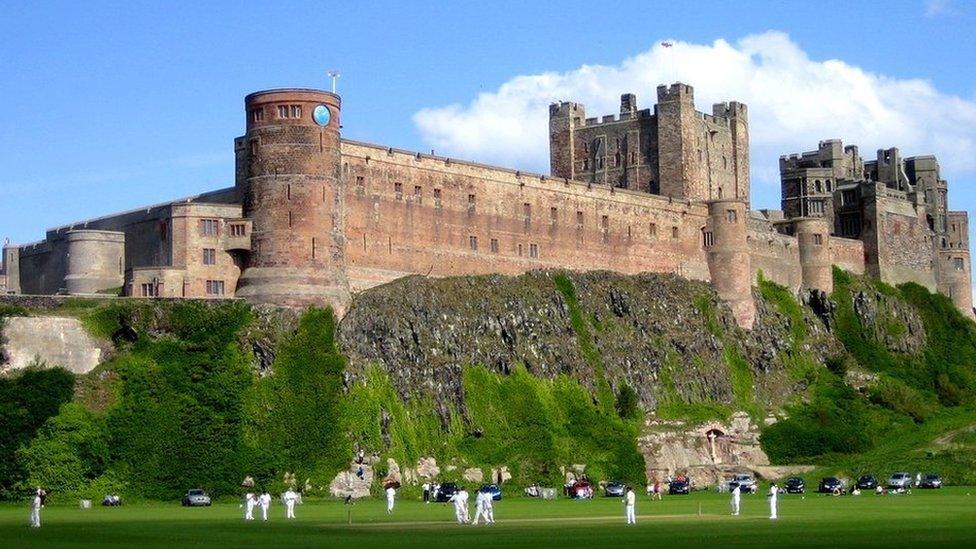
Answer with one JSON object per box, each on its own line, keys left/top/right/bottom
{"left": 2, "top": 83, "right": 971, "bottom": 325}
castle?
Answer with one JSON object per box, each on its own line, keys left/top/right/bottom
{"left": 1, "top": 83, "right": 971, "bottom": 326}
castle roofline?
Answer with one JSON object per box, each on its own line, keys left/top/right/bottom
{"left": 40, "top": 186, "right": 238, "bottom": 237}
{"left": 245, "top": 88, "right": 340, "bottom": 103}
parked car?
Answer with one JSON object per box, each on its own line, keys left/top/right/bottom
{"left": 604, "top": 481, "right": 626, "bottom": 497}
{"left": 479, "top": 483, "right": 503, "bottom": 500}
{"left": 855, "top": 475, "right": 878, "bottom": 490}
{"left": 784, "top": 477, "right": 805, "bottom": 494}
{"left": 727, "top": 474, "right": 757, "bottom": 494}
{"left": 918, "top": 474, "right": 943, "bottom": 489}
{"left": 668, "top": 478, "right": 691, "bottom": 495}
{"left": 433, "top": 483, "right": 459, "bottom": 503}
{"left": 181, "top": 489, "right": 211, "bottom": 507}
{"left": 888, "top": 472, "right": 913, "bottom": 491}
{"left": 565, "top": 480, "right": 594, "bottom": 499}
{"left": 101, "top": 494, "right": 122, "bottom": 506}
{"left": 818, "top": 477, "right": 844, "bottom": 494}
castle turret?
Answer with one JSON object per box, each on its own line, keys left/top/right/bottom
{"left": 794, "top": 218, "right": 833, "bottom": 295}
{"left": 656, "top": 83, "right": 702, "bottom": 200}
{"left": 63, "top": 230, "right": 125, "bottom": 295}
{"left": 234, "top": 88, "right": 350, "bottom": 310}
{"left": 2, "top": 244, "right": 20, "bottom": 295}
{"left": 711, "top": 101, "right": 750, "bottom": 204}
{"left": 938, "top": 250, "right": 974, "bottom": 318}
{"left": 549, "top": 101, "right": 584, "bottom": 180}
{"left": 706, "top": 199, "right": 755, "bottom": 328}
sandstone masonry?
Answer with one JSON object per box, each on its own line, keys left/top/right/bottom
{"left": 2, "top": 82, "right": 971, "bottom": 324}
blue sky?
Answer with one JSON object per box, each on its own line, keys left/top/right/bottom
{"left": 1, "top": 0, "right": 974, "bottom": 247}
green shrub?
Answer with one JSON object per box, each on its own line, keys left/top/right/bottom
{"left": 249, "top": 308, "right": 352, "bottom": 483}
{"left": 15, "top": 403, "right": 110, "bottom": 500}
{"left": 867, "top": 376, "right": 937, "bottom": 422}
{"left": 0, "top": 367, "right": 76, "bottom": 498}
{"left": 105, "top": 302, "right": 257, "bottom": 499}
{"left": 615, "top": 383, "right": 640, "bottom": 421}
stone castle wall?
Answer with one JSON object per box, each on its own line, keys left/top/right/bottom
{"left": 3, "top": 83, "right": 969, "bottom": 321}
{"left": 340, "top": 141, "right": 712, "bottom": 292}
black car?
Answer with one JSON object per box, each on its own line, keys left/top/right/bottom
{"left": 784, "top": 477, "right": 805, "bottom": 494}
{"left": 433, "top": 482, "right": 459, "bottom": 503}
{"left": 604, "top": 481, "right": 626, "bottom": 497}
{"left": 855, "top": 475, "right": 878, "bottom": 490}
{"left": 668, "top": 478, "right": 690, "bottom": 495}
{"left": 818, "top": 477, "right": 844, "bottom": 494}
{"left": 918, "top": 474, "right": 943, "bottom": 489}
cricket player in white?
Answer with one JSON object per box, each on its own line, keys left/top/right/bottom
{"left": 244, "top": 492, "right": 256, "bottom": 520}
{"left": 283, "top": 489, "right": 298, "bottom": 519}
{"left": 472, "top": 489, "right": 489, "bottom": 525}
{"left": 730, "top": 484, "right": 741, "bottom": 516}
{"left": 451, "top": 487, "right": 470, "bottom": 523}
{"left": 484, "top": 491, "right": 495, "bottom": 524}
{"left": 386, "top": 486, "right": 396, "bottom": 514}
{"left": 29, "top": 487, "right": 43, "bottom": 528}
{"left": 624, "top": 486, "right": 636, "bottom": 524}
{"left": 768, "top": 483, "right": 778, "bottom": 520}
{"left": 259, "top": 491, "right": 272, "bottom": 521}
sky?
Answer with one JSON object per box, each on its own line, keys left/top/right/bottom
{"left": 1, "top": 0, "right": 974, "bottom": 251}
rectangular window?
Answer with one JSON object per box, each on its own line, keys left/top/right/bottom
{"left": 490, "top": 238, "right": 499, "bottom": 253}
{"left": 523, "top": 202, "right": 531, "bottom": 219}
{"left": 434, "top": 188, "right": 442, "bottom": 207}
{"left": 703, "top": 231, "right": 714, "bottom": 248}
{"left": 954, "top": 257, "right": 964, "bottom": 271}
{"left": 141, "top": 283, "right": 155, "bottom": 297}
{"left": 290, "top": 105, "right": 302, "bottom": 118}
{"left": 842, "top": 189, "right": 857, "bottom": 205}
{"left": 813, "top": 234, "right": 823, "bottom": 246}
{"left": 529, "top": 243, "right": 539, "bottom": 258}
{"left": 726, "top": 209, "right": 737, "bottom": 223}
{"left": 550, "top": 207, "right": 558, "bottom": 225}
{"left": 277, "top": 105, "right": 289, "bottom": 118}
{"left": 251, "top": 108, "right": 264, "bottom": 123}
{"left": 576, "top": 211, "right": 584, "bottom": 230}
{"left": 601, "top": 215, "right": 609, "bottom": 232}
{"left": 200, "top": 219, "right": 218, "bottom": 236}
{"left": 518, "top": 243, "right": 523, "bottom": 256}
{"left": 249, "top": 140, "right": 259, "bottom": 156}
{"left": 469, "top": 235, "right": 478, "bottom": 251}
{"left": 650, "top": 223, "right": 657, "bottom": 237}
{"left": 394, "top": 182, "right": 403, "bottom": 200}
{"left": 468, "top": 194, "right": 476, "bottom": 212}
{"left": 413, "top": 185, "right": 422, "bottom": 198}
{"left": 202, "top": 248, "right": 216, "bottom": 265}
{"left": 206, "top": 280, "right": 225, "bottom": 296}
{"left": 356, "top": 176, "right": 365, "bottom": 194}
{"left": 672, "top": 226, "right": 679, "bottom": 239}
{"left": 229, "top": 224, "right": 246, "bottom": 237}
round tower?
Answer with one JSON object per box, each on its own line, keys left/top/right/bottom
{"left": 706, "top": 199, "right": 755, "bottom": 328}
{"left": 234, "top": 88, "right": 350, "bottom": 310}
{"left": 64, "top": 230, "right": 125, "bottom": 295}
{"left": 794, "top": 217, "right": 833, "bottom": 295}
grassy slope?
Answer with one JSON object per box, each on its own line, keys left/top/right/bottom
{"left": 2, "top": 490, "right": 975, "bottom": 548}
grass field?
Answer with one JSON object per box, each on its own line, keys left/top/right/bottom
{"left": 2, "top": 489, "right": 976, "bottom": 548}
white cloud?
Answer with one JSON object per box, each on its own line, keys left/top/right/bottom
{"left": 412, "top": 32, "right": 976, "bottom": 209}
{"left": 926, "top": 0, "right": 954, "bottom": 17}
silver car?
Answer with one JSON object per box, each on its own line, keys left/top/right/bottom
{"left": 887, "top": 472, "right": 913, "bottom": 490}
{"left": 728, "top": 474, "right": 758, "bottom": 493}
{"left": 181, "top": 489, "right": 212, "bottom": 506}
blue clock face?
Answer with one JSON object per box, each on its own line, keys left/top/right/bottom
{"left": 313, "top": 105, "right": 331, "bottom": 126}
